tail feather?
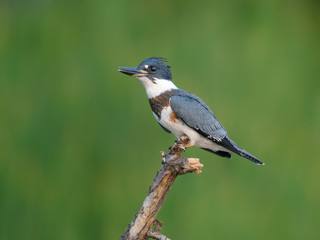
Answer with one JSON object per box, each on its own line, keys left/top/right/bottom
{"left": 201, "top": 148, "right": 232, "bottom": 159}
{"left": 220, "top": 137, "right": 264, "bottom": 165}
{"left": 238, "top": 149, "right": 264, "bottom": 165}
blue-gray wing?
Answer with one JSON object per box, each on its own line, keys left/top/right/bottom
{"left": 169, "top": 94, "right": 227, "bottom": 141}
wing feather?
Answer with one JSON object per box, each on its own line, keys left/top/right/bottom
{"left": 169, "top": 93, "right": 227, "bottom": 141}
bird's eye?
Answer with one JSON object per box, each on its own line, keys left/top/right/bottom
{"left": 150, "top": 66, "right": 157, "bottom": 72}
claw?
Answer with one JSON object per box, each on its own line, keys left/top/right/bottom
{"left": 177, "top": 144, "right": 186, "bottom": 151}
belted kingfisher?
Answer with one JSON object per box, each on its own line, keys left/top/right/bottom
{"left": 118, "top": 57, "right": 263, "bottom": 165}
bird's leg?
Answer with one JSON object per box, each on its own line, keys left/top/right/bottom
{"left": 168, "top": 136, "right": 194, "bottom": 155}
{"left": 180, "top": 136, "right": 194, "bottom": 148}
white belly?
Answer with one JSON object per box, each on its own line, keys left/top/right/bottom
{"left": 154, "top": 107, "right": 231, "bottom": 153}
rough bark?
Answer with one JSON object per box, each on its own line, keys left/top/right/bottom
{"left": 120, "top": 140, "right": 203, "bottom": 240}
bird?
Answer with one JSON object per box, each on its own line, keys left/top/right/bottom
{"left": 118, "top": 57, "right": 264, "bottom": 165}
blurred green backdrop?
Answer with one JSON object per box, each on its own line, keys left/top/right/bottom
{"left": 1, "top": 0, "right": 319, "bottom": 239}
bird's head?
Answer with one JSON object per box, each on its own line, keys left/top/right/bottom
{"left": 118, "top": 57, "right": 172, "bottom": 82}
{"left": 118, "top": 57, "right": 177, "bottom": 98}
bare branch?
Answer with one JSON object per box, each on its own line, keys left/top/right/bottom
{"left": 120, "top": 139, "right": 203, "bottom": 240}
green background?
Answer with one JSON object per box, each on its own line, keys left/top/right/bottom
{"left": 1, "top": 0, "right": 319, "bottom": 239}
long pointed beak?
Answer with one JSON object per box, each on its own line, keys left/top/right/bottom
{"left": 118, "top": 67, "right": 148, "bottom": 77}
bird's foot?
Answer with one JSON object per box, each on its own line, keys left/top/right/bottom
{"left": 177, "top": 143, "right": 186, "bottom": 151}
{"left": 180, "top": 136, "right": 195, "bottom": 148}
{"left": 168, "top": 136, "right": 194, "bottom": 156}
{"left": 168, "top": 141, "right": 186, "bottom": 155}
